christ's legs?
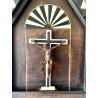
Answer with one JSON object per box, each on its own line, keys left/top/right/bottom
{"left": 50, "top": 60, "right": 53, "bottom": 73}
{"left": 46, "top": 62, "right": 49, "bottom": 87}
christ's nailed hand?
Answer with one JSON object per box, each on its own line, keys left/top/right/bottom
{"left": 63, "top": 41, "right": 65, "bottom": 43}
{"left": 32, "top": 40, "right": 36, "bottom": 43}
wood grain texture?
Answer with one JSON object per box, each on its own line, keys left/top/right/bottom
{"left": 13, "top": 93, "right": 85, "bottom": 98}
{"left": 12, "top": 0, "right": 85, "bottom": 91}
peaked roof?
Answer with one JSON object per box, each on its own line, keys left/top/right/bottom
{"left": 12, "top": 0, "right": 86, "bottom": 28}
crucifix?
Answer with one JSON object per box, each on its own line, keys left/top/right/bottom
{"left": 29, "top": 30, "right": 68, "bottom": 90}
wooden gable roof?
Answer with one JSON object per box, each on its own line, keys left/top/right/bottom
{"left": 12, "top": 0, "right": 86, "bottom": 28}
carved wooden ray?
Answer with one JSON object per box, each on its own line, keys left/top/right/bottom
{"left": 25, "top": 4, "right": 71, "bottom": 29}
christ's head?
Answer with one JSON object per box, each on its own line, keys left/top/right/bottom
{"left": 43, "top": 44, "right": 49, "bottom": 49}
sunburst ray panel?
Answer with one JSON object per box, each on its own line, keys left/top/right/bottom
{"left": 25, "top": 4, "right": 71, "bottom": 29}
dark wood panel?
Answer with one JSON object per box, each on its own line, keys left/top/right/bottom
{"left": 70, "top": 18, "right": 85, "bottom": 90}
{"left": 12, "top": 0, "right": 85, "bottom": 91}
{"left": 26, "top": 29, "right": 70, "bottom": 90}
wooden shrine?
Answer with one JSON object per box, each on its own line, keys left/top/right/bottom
{"left": 12, "top": 0, "right": 86, "bottom": 98}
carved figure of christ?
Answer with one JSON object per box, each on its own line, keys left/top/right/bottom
{"left": 34, "top": 40, "right": 65, "bottom": 77}
{"left": 29, "top": 30, "right": 68, "bottom": 87}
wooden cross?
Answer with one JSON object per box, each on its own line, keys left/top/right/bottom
{"left": 29, "top": 30, "right": 68, "bottom": 88}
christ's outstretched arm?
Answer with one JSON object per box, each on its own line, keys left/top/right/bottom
{"left": 33, "top": 40, "right": 44, "bottom": 50}
{"left": 51, "top": 41, "right": 65, "bottom": 50}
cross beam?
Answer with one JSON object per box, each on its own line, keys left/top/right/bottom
{"left": 29, "top": 30, "right": 68, "bottom": 47}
